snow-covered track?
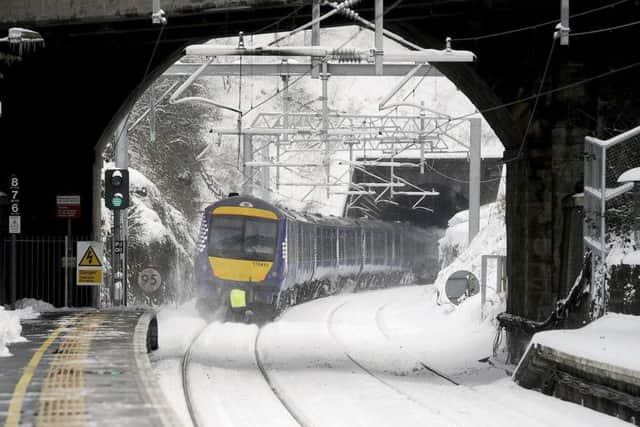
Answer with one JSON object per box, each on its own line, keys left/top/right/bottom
{"left": 181, "top": 326, "right": 207, "bottom": 427}
{"left": 254, "top": 327, "right": 308, "bottom": 427}
{"left": 180, "top": 321, "right": 301, "bottom": 427}
{"left": 326, "top": 301, "right": 457, "bottom": 406}
{"left": 373, "top": 303, "right": 459, "bottom": 386}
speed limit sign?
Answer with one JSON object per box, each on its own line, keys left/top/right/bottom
{"left": 138, "top": 266, "right": 163, "bottom": 294}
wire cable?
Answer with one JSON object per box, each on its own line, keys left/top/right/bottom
{"left": 510, "top": 34, "right": 556, "bottom": 162}
{"left": 114, "top": 25, "right": 165, "bottom": 151}
{"left": 450, "top": 0, "right": 630, "bottom": 42}
{"left": 242, "top": 27, "right": 362, "bottom": 116}
{"left": 254, "top": 5, "right": 305, "bottom": 34}
{"left": 572, "top": 18, "right": 640, "bottom": 36}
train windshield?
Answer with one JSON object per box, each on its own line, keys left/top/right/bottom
{"left": 208, "top": 215, "right": 277, "bottom": 261}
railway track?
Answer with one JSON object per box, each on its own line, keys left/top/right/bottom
{"left": 374, "top": 303, "right": 460, "bottom": 386}
{"left": 181, "top": 322, "right": 303, "bottom": 427}
{"left": 181, "top": 325, "right": 207, "bottom": 427}
{"left": 326, "top": 300, "right": 459, "bottom": 399}
{"left": 253, "top": 327, "right": 309, "bottom": 427}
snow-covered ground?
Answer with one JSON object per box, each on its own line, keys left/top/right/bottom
{"left": 0, "top": 299, "right": 53, "bottom": 357}
{"left": 154, "top": 286, "right": 628, "bottom": 427}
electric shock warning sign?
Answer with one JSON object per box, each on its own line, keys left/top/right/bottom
{"left": 76, "top": 241, "right": 104, "bottom": 286}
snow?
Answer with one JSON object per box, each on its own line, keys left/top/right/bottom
{"left": 621, "top": 250, "right": 640, "bottom": 265}
{"left": 434, "top": 199, "right": 506, "bottom": 307}
{"left": 151, "top": 299, "right": 206, "bottom": 427}
{"left": 437, "top": 166, "right": 506, "bottom": 271}
{"left": 617, "top": 166, "right": 640, "bottom": 183}
{"left": 0, "top": 303, "right": 44, "bottom": 357}
{"left": 14, "top": 298, "right": 55, "bottom": 312}
{"left": 531, "top": 313, "right": 640, "bottom": 373}
{"left": 154, "top": 286, "right": 629, "bottom": 427}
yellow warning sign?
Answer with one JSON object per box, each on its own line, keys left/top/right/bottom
{"left": 78, "top": 269, "right": 102, "bottom": 285}
{"left": 79, "top": 246, "right": 102, "bottom": 267}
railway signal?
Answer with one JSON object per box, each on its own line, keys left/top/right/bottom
{"left": 105, "top": 169, "right": 129, "bottom": 210}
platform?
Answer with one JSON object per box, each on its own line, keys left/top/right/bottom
{"left": 513, "top": 313, "right": 640, "bottom": 425}
{"left": 0, "top": 310, "right": 179, "bottom": 427}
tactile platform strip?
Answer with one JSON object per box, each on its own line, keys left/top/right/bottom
{"left": 35, "top": 314, "right": 105, "bottom": 427}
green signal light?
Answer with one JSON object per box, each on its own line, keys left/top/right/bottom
{"left": 112, "top": 197, "right": 123, "bottom": 208}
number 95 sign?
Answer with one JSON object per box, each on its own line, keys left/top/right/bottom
{"left": 138, "top": 266, "right": 163, "bottom": 295}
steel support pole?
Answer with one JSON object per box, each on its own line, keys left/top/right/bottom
{"left": 469, "top": 118, "right": 481, "bottom": 243}
{"left": 92, "top": 147, "right": 102, "bottom": 307}
{"left": 150, "top": 81, "right": 156, "bottom": 143}
{"left": 560, "top": 0, "right": 570, "bottom": 46}
{"left": 419, "top": 109, "right": 425, "bottom": 174}
{"left": 481, "top": 255, "right": 487, "bottom": 320}
{"left": 261, "top": 136, "right": 271, "bottom": 201}
{"left": 311, "top": 0, "right": 320, "bottom": 79}
{"left": 10, "top": 234, "right": 16, "bottom": 309}
{"left": 374, "top": 0, "right": 384, "bottom": 75}
{"left": 321, "top": 63, "right": 330, "bottom": 196}
{"left": 114, "top": 122, "right": 129, "bottom": 306}
{"left": 65, "top": 219, "right": 71, "bottom": 307}
{"left": 600, "top": 146, "right": 607, "bottom": 313}
{"left": 242, "top": 134, "right": 253, "bottom": 195}
{"left": 280, "top": 70, "right": 289, "bottom": 191}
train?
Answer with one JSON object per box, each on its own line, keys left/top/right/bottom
{"left": 195, "top": 194, "right": 430, "bottom": 320}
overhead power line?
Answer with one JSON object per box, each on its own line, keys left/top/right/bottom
{"left": 450, "top": 0, "right": 631, "bottom": 42}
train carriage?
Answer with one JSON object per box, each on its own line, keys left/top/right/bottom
{"left": 195, "top": 195, "right": 430, "bottom": 320}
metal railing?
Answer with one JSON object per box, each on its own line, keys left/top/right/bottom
{"left": 480, "top": 254, "right": 507, "bottom": 320}
{"left": 584, "top": 125, "right": 640, "bottom": 315}
{"left": 2, "top": 235, "right": 93, "bottom": 307}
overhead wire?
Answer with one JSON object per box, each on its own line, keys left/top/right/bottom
{"left": 359, "top": 32, "right": 556, "bottom": 186}
{"left": 242, "top": 27, "right": 363, "bottom": 116}
{"left": 114, "top": 24, "right": 165, "bottom": 151}
{"left": 450, "top": 0, "right": 631, "bottom": 42}
{"left": 572, "top": 18, "right": 640, "bottom": 36}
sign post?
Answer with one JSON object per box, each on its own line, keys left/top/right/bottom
{"left": 57, "top": 195, "right": 80, "bottom": 307}
{"left": 8, "top": 174, "right": 20, "bottom": 309}
{"left": 76, "top": 241, "right": 104, "bottom": 287}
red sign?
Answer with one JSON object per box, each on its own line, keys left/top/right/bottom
{"left": 57, "top": 195, "right": 81, "bottom": 219}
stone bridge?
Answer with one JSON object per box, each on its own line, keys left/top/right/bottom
{"left": 2, "top": 0, "right": 640, "bottom": 356}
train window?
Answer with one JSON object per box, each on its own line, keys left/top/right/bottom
{"left": 338, "top": 229, "right": 345, "bottom": 265}
{"left": 330, "top": 228, "right": 337, "bottom": 267}
{"left": 374, "top": 231, "right": 384, "bottom": 264}
{"left": 209, "top": 215, "right": 277, "bottom": 261}
{"left": 304, "top": 224, "right": 310, "bottom": 263}
{"left": 209, "top": 216, "right": 243, "bottom": 259}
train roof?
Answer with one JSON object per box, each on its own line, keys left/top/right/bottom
{"left": 203, "top": 195, "right": 421, "bottom": 232}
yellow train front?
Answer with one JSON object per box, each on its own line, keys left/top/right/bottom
{"left": 195, "top": 195, "right": 286, "bottom": 321}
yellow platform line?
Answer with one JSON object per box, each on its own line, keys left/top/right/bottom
{"left": 4, "top": 314, "right": 81, "bottom": 427}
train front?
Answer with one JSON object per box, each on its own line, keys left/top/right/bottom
{"left": 202, "top": 197, "right": 285, "bottom": 320}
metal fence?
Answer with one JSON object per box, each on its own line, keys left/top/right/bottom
{"left": 2, "top": 235, "right": 94, "bottom": 307}
{"left": 480, "top": 254, "right": 507, "bottom": 320}
{"left": 584, "top": 125, "right": 640, "bottom": 315}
